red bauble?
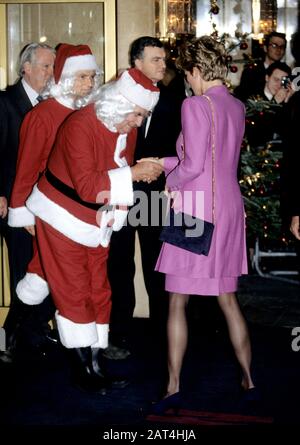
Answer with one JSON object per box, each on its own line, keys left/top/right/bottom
{"left": 240, "top": 42, "right": 248, "bottom": 50}
{"left": 229, "top": 65, "right": 238, "bottom": 73}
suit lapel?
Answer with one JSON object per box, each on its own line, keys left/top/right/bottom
{"left": 10, "top": 80, "right": 33, "bottom": 116}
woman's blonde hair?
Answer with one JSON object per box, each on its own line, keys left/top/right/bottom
{"left": 176, "top": 36, "right": 227, "bottom": 81}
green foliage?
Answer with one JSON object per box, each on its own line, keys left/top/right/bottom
{"left": 239, "top": 99, "right": 289, "bottom": 247}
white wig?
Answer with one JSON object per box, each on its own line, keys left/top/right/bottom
{"left": 93, "top": 80, "right": 136, "bottom": 132}
{"left": 42, "top": 69, "right": 103, "bottom": 109}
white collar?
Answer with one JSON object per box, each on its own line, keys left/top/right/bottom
{"left": 21, "top": 78, "right": 40, "bottom": 106}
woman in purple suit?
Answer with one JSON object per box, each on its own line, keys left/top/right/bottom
{"left": 153, "top": 36, "right": 256, "bottom": 412}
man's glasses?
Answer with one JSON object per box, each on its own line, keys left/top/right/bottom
{"left": 268, "top": 42, "right": 286, "bottom": 50}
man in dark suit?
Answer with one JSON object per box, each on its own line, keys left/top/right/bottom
{"left": 245, "top": 61, "right": 293, "bottom": 148}
{"left": 107, "top": 37, "right": 184, "bottom": 358}
{"left": 235, "top": 32, "right": 287, "bottom": 102}
{"left": 0, "top": 43, "right": 55, "bottom": 360}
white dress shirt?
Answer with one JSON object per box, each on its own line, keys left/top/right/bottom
{"left": 21, "top": 78, "right": 40, "bottom": 106}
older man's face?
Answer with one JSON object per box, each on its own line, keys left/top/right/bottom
{"left": 72, "top": 70, "right": 96, "bottom": 97}
{"left": 23, "top": 47, "right": 55, "bottom": 93}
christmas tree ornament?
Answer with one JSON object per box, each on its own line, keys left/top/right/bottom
{"left": 209, "top": 0, "right": 219, "bottom": 15}
{"left": 240, "top": 41, "right": 248, "bottom": 50}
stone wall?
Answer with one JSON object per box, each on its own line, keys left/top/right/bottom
{"left": 117, "top": 0, "right": 155, "bottom": 70}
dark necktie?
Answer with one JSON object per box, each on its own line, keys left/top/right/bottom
{"left": 36, "top": 95, "right": 43, "bottom": 103}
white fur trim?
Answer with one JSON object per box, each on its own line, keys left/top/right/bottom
{"left": 27, "top": 185, "right": 108, "bottom": 247}
{"left": 91, "top": 324, "right": 109, "bottom": 348}
{"left": 8, "top": 206, "right": 35, "bottom": 227}
{"left": 62, "top": 54, "right": 98, "bottom": 77}
{"left": 55, "top": 95, "right": 75, "bottom": 109}
{"left": 118, "top": 70, "right": 159, "bottom": 111}
{"left": 16, "top": 272, "right": 49, "bottom": 305}
{"left": 112, "top": 209, "right": 128, "bottom": 231}
{"left": 108, "top": 166, "right": 133, "bottom": 206}
{"left": 56, "top": 311, "right": 98, "bottom": 348}
{"left": 97, "top": 209, "right": 113, "bottom": 247}
{"left": 114, "top": 134, "right": 128, "bottom": 167}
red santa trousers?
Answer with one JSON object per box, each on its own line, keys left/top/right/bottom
{"left": 35, "top": 217, "right": 111, "bottom": 348}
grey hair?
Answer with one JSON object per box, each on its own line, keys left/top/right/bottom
{"left": 93, "top": 80, "right": 136, "bottom": 132}
{"left": 17, "top": 42, "right": 55, "bottom": 77}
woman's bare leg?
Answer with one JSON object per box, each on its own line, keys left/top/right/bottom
{"left": 166, "top": 292, "right": 190, "bottom": 395}
{"left": 217, "top": 292, "right": 255, "bottom": 389}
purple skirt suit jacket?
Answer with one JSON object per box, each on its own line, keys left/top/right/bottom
{"left": 155, "top": 85, "right": 248, "bottom": 295}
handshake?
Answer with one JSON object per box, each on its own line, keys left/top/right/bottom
{"left": 131, "top": 157, "right": 164, "bottom": 184}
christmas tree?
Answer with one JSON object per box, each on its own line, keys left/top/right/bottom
{"left": 239, "top": 99, "right": 291, "bottom": 249}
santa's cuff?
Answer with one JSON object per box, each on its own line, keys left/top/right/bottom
{"left": 55, "top": 312, "right": 98, "bottom": 348}
{"left": 17, "top": 272, "right": 49, "bottom": 305}
{"left": 8, "top": 205, "right": 35, "bottom": 227}
{"left": 91, "top": 324, "right": 109, "bottom": 349}
{"left": 108, "top": 166, "right": 133, "bottom": 206}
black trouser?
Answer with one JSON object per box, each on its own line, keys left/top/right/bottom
{"left": 1, "top": 223, "right": 55, "bottom": 347}
{"left": 108, "top": 222, "right": 168, "bottom": 345}
{"left": 1, "top": 224, "right": 33, "bottom": 304}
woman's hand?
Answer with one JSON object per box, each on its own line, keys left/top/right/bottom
{"left": 131, "top": 160, "right": 163, "bottom": 183}
{"left": 136, "top": 158, "right": 165, "bottom": 182}
{"left": 137, "top": 157, "right": 165, "bottom": 168}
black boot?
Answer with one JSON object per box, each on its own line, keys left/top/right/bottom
{"left": 3, "top": 298, "right": 57, "bottom": 360}
{"left": 69, "top": 347, "right": 107, "bottom": 394}
{"left": 91, "top": 347, "right": 129, "bottom": 389}
{"left": 3, "top": 298, "right": 34, "bottom": 353}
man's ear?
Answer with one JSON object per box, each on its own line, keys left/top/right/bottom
{"left": 23, "top": 61, "right": 31, "bottom": 75}
{"left": 135, "top": 59, "right": 143, "bottom": 71}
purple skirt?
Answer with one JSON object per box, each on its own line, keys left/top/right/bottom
{"left": 165, "top": 274, "right": 238, "bottom": 296}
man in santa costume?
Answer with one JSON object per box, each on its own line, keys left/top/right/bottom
{"left": 6, "top": 43, "right": 100, "bottom": 358}
{"left": 24, "top": 67, "right": 162, "bottom": 393}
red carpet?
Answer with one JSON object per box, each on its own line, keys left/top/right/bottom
{"left": 147, "top": 409, "right": 273, "bottom": 426}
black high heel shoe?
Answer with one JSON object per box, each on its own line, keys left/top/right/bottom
{"left": 242, "top": 386, "right": 261, "bottom": 402}
{"left": 151, "top": 392, "right": 182, "bottom": 415}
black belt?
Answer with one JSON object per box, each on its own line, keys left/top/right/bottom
{"left": 45, "top": 169, "right": 111, "bottom": 211}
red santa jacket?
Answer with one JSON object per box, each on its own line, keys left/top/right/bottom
{"left": 26, "top": 104, "right": 136, "bottom": 247}
{"left": 8, "top": 98, "right": 75, "bottom": 227}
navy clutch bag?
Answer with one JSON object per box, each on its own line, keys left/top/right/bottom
{"left": 159, "top": 208, "right": 214, "bottom": 256}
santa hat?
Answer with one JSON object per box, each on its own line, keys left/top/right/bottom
{"left": 117, "top": 68, "right": 159, "bottom": 111}
{"left": 54, "top": 43, "right": 98, "bottom": 83}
